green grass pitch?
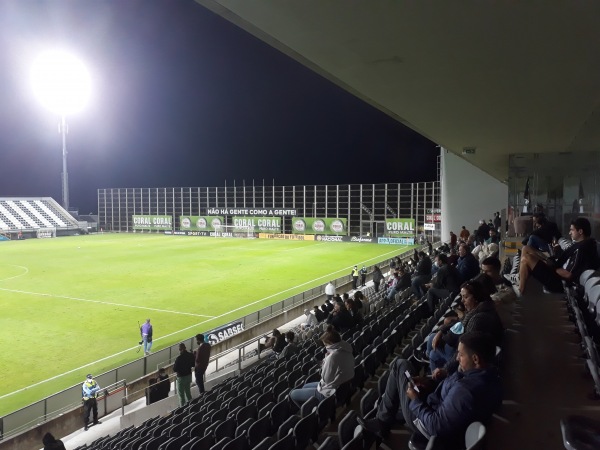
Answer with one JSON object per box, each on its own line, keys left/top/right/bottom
{"left": 0, "top": 233, "right": 411, "bottom": 416}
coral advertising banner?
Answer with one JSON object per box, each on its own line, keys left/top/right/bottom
{"left": 179, "top": 216, "right": 225, "bottom": 232}
{"left": 132, "top": 215, "right": 172, "bottom": 230}
{"left": 291, "top": 217, "right": 347, "bottom": 235}
{"left": 385, "top": 218, "right": 416, "bottom": 236}
{"left": 232, "top": 216, "right": 281, "bottom": 233}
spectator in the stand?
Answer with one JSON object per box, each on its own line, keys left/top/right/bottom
{"left": 314, "top": 305, "right": 326, "bottom": 322}
{"left": 493, "top": 212, "right": 501, "bottom": 231}
{"left": 289, "top": 326, "right": 354, "bottom": 407}
{"left": 351, "top": 266, "right": 359, "bottom": 290}
{"left": 428, "top": 279, "right": 504, "bottom": 372}
{"left": 480, "top": 257, "right": 517, "bottom": 328}
{"left": 325, "top": 281, "right": 335, "bottom": 301}
{"left": 327, "top": 301, "right": 355, "bottom": 332}
{"left": 457, "top": 243, "right": 480, "bottom": 283}
{"left": 301, "top": 308, "right": 318, "bottom": 329}
{"left": 518, "top": 217, "right": 600, "bottom": 295}
{"left": 259, "top": 329, "right": 287, "bottom": 354}
{"left": 459, "top": 226, "right": 470, "bottom": 241}
{"left": 372, "top": 266, "right": 384, "bottom": 292}
{"left": 278, "top": 331, "right": 299, "bottom": 360}
{"left": 411, "top": 251, "right": 433, "bottom": 298}
{"left": 360, "top": 265, "right": 368, "bottom": 287}
{"left": 358, "top": 332, "right": 502, "bottom": 448}
{"left": 354, "top": 290, "right": 369, "bottom": 315}
{"left": 194, "top": 334, "right": 211, "bottom": 393}
{"left": 522, "top": 213, "right": 561, "bottom": 253}
{"left": 486, "top": 229, "right": 500, "bottom": 244}
{"left": 472, "top": 241, "right": 499, "bottom": 263}
{"left": 447, "top": 247, "right": 459, "bottom": 266}
{"left": 475, "top": 220, "right": 490, "bottom": 244}
{"left": 425, "top": 254, "right": 461, "bottom": 313}
{"left": 345, "top": 298, "right": 364, "bottom": 326}
{"left": 386, "top": 268, "right": 412, "bottom": 302}
{"left": 173, "top": 343, "right": 195, "bottom": 406}
{"left": 148, "top": 367, "right": 170, "bottom": 404}
{"left": 42, "top": 432, "right": 66, "bottom": 450}
{"left": 450, "top": 231, "right": 457, "bottom": 249}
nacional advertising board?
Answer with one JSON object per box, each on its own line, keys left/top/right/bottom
{"left": 180, "top": 216, "right": 224, "bottom": 232}
{"left": 132, "top": 215, "right": 172, "bottom": 230}
{"left": 378, "top": 237, "right": 416, "bottom": 245}
{"left": 291, "top": 217, "right": 347, "bottom": 235}
{"left": 232, "top": 216, "right": 281, "bottom": 233}
{"left": 385, "top": 218, "right": 415, "bottom": 236}
{"left": 205, "top": 321, "right": 245, "bottom": 345}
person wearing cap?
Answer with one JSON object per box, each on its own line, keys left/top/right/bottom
{"left": 140, "top": 318, "right": 153, "bottom": 356}
{"left": 82, "top": 374, "right": 101, "bottom": 430}
{"left": 360, "top": 265, "right": 368, "bottom": 287}
{"left": 351, "top": 266, "right": 359, "bottom": 290}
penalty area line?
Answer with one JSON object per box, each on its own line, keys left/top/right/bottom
{"left": 0, "top": 287, "right": 215, "bottom": 318}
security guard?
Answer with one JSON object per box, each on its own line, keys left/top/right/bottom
{"left": 351, "top": 265, "right": 359, "bottom": 290}
{"left": 82, "top": 374, "right": 101, "bottom": 430}
{"left": 360, "top": 265, "right": 367, "bottom": 287}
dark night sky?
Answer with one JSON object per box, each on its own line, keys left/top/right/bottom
{"left": 0, "top": 0, "right": 438, "bottom": 214}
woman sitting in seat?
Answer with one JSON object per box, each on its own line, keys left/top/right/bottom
{"left": 289, "top": 325, "right": 355, "bottom": 407}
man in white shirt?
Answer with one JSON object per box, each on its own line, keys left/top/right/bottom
{"left": 325, "top": 281, "right": 335, "bottom": 300}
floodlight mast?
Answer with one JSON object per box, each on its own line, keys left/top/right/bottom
{"left": 60, "top": 116, "right": 69, "bottom": 210}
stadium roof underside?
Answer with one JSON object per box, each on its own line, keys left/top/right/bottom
{"left": 195, "top": 0, "right": 600, "bottom": 182}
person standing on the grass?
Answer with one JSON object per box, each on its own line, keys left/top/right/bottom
{"left": 351, "top": 266, "right": 359, "bottom": 289}
{"left": 360, "top": 265, "right": 368, "bottom": 287}
{"left": 173, "top": 342, "right": 195, "bottom": 406}
{"left": 82, "top": 374, "right": 101, "bottom": 431}
{"left": 140, "top": 319, "right": 153, "bottom": 355}
{"left": 194, "top": 334, "right": 211, "bottom": 393}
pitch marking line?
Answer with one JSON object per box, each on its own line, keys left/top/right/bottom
{"left": 0, "top": 287, "right": 215, "bottom": 319}
{"left": 0, "top": 264, "right": 29, "bottom": 282}
{"left": 0, "top": 246, "right": 408, "bottom": 400}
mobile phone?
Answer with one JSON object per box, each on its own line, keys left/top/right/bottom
{"left": 404, "top": 370, "right": 420, "bottom": 393}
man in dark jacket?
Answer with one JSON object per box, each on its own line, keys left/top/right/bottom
{"left": 425, "top": 254, "right": 461, "bottom": 313}
{"left": 173, "top": 342, "right": 195, "bottom": 406}
{"left": 327, "top": 301, "right": 354, "bottom": 332}
{"left": 411, "top": 252, "right": 432, "bottom": 298}
{"left": 194, "top": 334, "right": 211, "bottom": 393}
{"left": 358, "top": 332, "right": 502, "bottom": 450}
{"left": 42, "top": 432, "right": 66, "bottom": 450}
{"left": 475, "top": 220, "right": 490, "bottom": 244}
{"left": 456, "top": 244, "right": 480, "bottom": 283}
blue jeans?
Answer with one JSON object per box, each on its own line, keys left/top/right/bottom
{"left": 289, "top": 381, "right": 325, "bottom": 407}
{"left": 527, "top": 234, "right": 550, "bottom": 252}
{"left": 426, "top": 332, "right": 456, "bottom": 372}
{"left": 143, "top": 336, "right": 153, "bottom": 354}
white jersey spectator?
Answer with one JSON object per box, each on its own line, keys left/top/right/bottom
{"left": 325, "top": 282, "right": 335, "bottom": 300}
{"left": 302, "top": 309, "right": 318, "bottom": 329}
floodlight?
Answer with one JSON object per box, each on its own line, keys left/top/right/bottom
{"left": 32, "top": 50, "right": 91, "bottom": 210}
{"left": 31, "top": 50, "right": 91, "bottom": 116}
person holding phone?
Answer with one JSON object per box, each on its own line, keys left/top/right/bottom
{"left": 358, "top": 332, "right": 502, "bottom": 449}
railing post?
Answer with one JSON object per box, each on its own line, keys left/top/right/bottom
{"left": 238, "top": 348, "right": 242, "bottom": 372}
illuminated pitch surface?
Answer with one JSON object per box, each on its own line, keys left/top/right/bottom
{"left": 0, "top": 233, "right": 412, "bottom": 414}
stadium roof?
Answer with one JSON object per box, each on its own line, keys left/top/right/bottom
{"left": 195, "top": 0, "right": 600, "bottom": 182}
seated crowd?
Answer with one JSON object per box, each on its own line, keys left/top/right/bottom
{"left": 75, "top": 214, "right": 600, "bottom": 450}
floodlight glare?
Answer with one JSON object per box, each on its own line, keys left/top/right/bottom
{"left": 31, "top": 50, "right": 91, "bottom": 116}
{"left": 32, "top": 50, "right": 91, "bottom": 211}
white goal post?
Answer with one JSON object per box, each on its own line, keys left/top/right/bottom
{"left": 36, "top": 227, "right": 57, "bottom": 239}
{"left": 213, "top": 225, "right": 255, "bottom": 239}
